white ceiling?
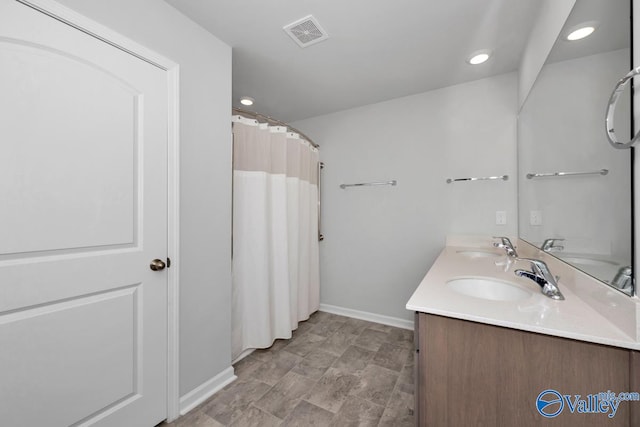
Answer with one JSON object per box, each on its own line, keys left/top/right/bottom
{"left": 161, "top": 0, "right": 632, "bottom": 123}
{"left": 547, "top": 0, "right": 629, "bottom": 64}
{"left": 165, "top": 0, "right": 543, "bottom": 122}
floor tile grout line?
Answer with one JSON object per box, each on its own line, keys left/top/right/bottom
{"left": 167, "top": 311, "right": 413, "bottom": 426}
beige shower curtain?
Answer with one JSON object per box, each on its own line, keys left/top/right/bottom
{"left": 231, "top": 115, "right": 320, "bottom": 360}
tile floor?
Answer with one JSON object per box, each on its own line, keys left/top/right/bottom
{"left": 166, "top": 311, "right": 415, "bottom": 426}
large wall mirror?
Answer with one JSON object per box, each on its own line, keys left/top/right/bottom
{"left": 518, "top": 0, "right": 633, "bottom": 295}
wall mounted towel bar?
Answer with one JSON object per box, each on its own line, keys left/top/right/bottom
{"left": 446, "top": 175, "right": 508, "bottom": 184}
{"left": 340, "top": 180, "right": 397, "bottom": 189}
{"left": 526, "top": 169, "right": 608, "bottom": 179}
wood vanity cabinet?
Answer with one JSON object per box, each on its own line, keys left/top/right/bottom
{"left": 414, "top": 312, "right": 640, "bottom": 427}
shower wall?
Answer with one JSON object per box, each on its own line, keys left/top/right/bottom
{"left": 293, "top": 72, "right": 518, "bottom": 322}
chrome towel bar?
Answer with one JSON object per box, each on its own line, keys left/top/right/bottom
{"left": 526, "top": 169, "right": 608, "bottom": 179}
{"left": 340, "top": 180, "right": 397, "bottom": 189}
{"left": 446, "top": 175, "right": 508, "bottom": 184}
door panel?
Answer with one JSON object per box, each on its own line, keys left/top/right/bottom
{"left": 0, "top": 2, "right": 168, "bottom": 426}
{"left": 1, "top": 41, "right": 138, "bottom": 255}
{"left": 0, "top": 286, "right": 139, "bottom": 426}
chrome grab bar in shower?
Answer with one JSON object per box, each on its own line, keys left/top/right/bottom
{"left": 318, "top": 162, "right": 324, "bottom": 241}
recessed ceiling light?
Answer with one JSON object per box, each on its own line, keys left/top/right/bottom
{"left": 240, "top": 97, "right": 254, "bottom": 106}
{"left": 567, "top": 26, "right": 595, "bottom": 41}
{"left": 467, "top": 50, "right": 492, "bottom": 65}
{"left": 565, "top": 22, "right": 598, "bottom": 41}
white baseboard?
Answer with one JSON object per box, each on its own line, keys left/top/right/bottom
{"left": 232, "top": 347, "right": 255, "bottom": 365}
{"left": 319, "top": 304, "right": 414, "bottom": 330}
{"left": 179, "top": 367, "right": 236, "bottom": 416}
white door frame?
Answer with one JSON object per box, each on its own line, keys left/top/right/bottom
{"left": 15, "top": 0, "right": 182, "bottom": 422}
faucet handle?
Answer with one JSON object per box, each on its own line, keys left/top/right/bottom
{"left": 516, "top": 258, "right": 556, "bottom": 284}
{"left": 492, "top": 236, "right": 512, "bottom": 248}
{"left": 516, "top": 257, "right": 546, "bottom": 268}
{"left": 493, "top": 236, "right": 512, "bottom": 242}
{"left": 514, "top": 257, "right": 565, "bottom": 300}
{"left": 493, "top": 237, "right": 518, "bottom": 257}
{"left": 611, "top": 266, "right": 633, "bottom": 291}
{"left": 542, "top": 238, "right": 565, "bottom": 252}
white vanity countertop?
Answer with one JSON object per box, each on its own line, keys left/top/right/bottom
{"left": 406, "top": 244, "right": 640, "bottom": 350}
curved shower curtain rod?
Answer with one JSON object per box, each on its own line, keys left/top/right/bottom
{"left": 232, "top": 107, "right": 319, "bottom": 149}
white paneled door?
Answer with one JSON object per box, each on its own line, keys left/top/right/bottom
{"left": 0, "top": 1, "right": 168, "bottom": 426}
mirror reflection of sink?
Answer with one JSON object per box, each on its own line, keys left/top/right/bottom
{"left": 559, "top": 256, "right": 618, "bottom": 267}
{"left": 447, "top": 277, "right": 532, "bottom": 301}
{"left": 455, "top": 250, "right": 501, "bottom": 259}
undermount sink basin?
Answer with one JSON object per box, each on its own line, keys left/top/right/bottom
{"left": 455, "top": 250, "right": 501, "bottom": 259}
{"left": 447, "top": 277, "right": 532, "bottom": 301}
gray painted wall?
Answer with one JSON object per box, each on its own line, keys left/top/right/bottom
{"left": 518, "top": 0, "right": 576, "bottom": 108}
{"left": 519, "top": 49, "right": 631, "bottom": 262}
{"left": 55, "top": 0, "right": 233, "bottom": 396}
{"left": 293, "top": 73, "right": 518, "bottom": 321}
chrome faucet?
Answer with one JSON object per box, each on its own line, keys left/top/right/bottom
{"left": 493, "top": 236, "right": 518, "bottom": 257}
{"left": 611, "top": 266, "right": 633, "bottom": 295}
{"left": 514, "top": 258, "right": 565, "bottom": 300}
{"left": 541, "top": 238, "right": 564, "bottom": 252}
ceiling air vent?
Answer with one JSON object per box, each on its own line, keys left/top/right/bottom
{"left": 283, "top": 15, "right": 329, "bottom": 48}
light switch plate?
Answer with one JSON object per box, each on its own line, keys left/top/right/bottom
{"left": 530, "top": 210, "right": 543, "bottom": 226}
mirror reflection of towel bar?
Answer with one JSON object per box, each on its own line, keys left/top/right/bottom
{"left": 446, "top": 175, "right": 508, "bottom": 184}
{"left": 340, "top": 180, "right": 397, "bottom": 189}
{"left": 526, "top": 169, "right": 608, "bottom": 179}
